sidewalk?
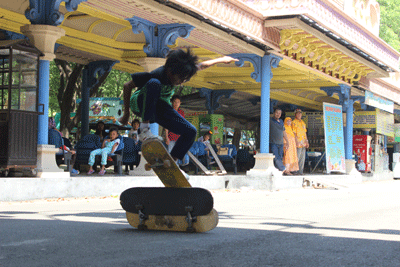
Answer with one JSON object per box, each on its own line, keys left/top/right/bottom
{"left": 0, "top": 168, "right": 394, "bottom": 201}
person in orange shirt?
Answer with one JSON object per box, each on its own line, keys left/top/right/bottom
{"left": 291, "top": 109, "right": 309, "bottom": 175}
{"left": 283, "top": 117, "right": 299, "bottom": 175}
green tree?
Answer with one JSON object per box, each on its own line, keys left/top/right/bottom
{"left": 97, "top": 69, "right": 131, "bottom": 98}
{"left": 49, "top": 60, "right": 133, "bottom": 138}
{"left": 377, "top": 0, "right": 400, "bottom": 52}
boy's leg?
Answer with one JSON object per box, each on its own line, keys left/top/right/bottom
{"left": 167, "top": 141, "right": 176, "bottom": 153}
{"left": 137, "top": 78, "right": 162, "bottom": 123}
{"left": 155, "top": 100, "right": 197, "bottom": 161}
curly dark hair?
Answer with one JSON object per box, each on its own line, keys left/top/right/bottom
{"left": 170, "top": 95, "right": 181, "bottom": 102}
{"left": 165, "top": 48, "right": 198, "bottom": 82}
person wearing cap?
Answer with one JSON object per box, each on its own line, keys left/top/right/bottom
{"left": 291, "top": 108, "right": 309, "bottom": 175}
{"left": 270, "top": 107, "right": 290, "bottom": 174}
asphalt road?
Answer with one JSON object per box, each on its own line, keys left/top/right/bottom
{"left": 1, "top": 180, "right": 400, "bottom": 267}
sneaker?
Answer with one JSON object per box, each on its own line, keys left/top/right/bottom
{"left": 70, "top": 168, "right": 79, "bottom": 175}
{"left": 87, "top": 169, "right": 95, "bottom": 175}
{"left": 99, "top": 169, "right": 106, "bottom": 176}
{"left": 138, "top": 127, "right": 163, "bottom": 142}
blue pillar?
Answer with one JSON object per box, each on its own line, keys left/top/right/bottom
{"left": 228, "top": 53, "right": 282, "bottom": 154}
{"left": 345, "top": 100, "right": 354, "bottom": 159}
{"left": 37, "top": 59, "right": 50, "bottom": 145}
{"left": 260, "top": 56, "right": 272, "bottom": 153}
{"left": 23, "top": 0, "right": 88, "bottom": 144}
{"left": 81, "top": 68, "right": 90, "bottom": 137}
{"left": 81, "top": 61, "right": 117, "bottom": 138}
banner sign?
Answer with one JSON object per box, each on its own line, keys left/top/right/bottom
{"left": 323, "top": 103, "right": 346, "bottom": 173}
{"left": 395, "top": 124, "right": 400, "bottom": 143}
{"left": 376, "top": 109, "right": 394, "bottom": 137}
{"left": 365, "top": 91, "right": 394, "bottom": 114}
{"left": 77, "top": 97, "right": 123, "bottom": 118}
{"left": 353, "top": 111, "right": 376, "bottom": 129}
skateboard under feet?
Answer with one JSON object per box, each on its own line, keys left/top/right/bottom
{"left": 141, "top": 139, "right": 191, "bottom": 188}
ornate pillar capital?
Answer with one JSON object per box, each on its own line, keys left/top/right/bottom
{"left": 20, "top": 24, "right": 65, "bottom": 61}
{"left": 228, "top": 53, "right": 262, "bottom": 82}
{"left": 199, "top": 88, "right": 235, "bottom": 114}
{"left": 127, "top": 16, "right": 194, "bottom": 58}
{"left": 85, "top": 60, "right": 118, "bottom": 90}
{"left": 25, "top": 0, "right": 87, "bottom": 26}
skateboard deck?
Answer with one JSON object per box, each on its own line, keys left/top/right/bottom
{"left": 141, "top": 139, "right": 191, "bottom": 188}
{"left": 125, "top": 208, "right": 218, "bottom": 233}
{"left": 120, "top": 187, "right": 218, "bottom": 232}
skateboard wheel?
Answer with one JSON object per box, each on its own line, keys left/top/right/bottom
{"left": 163, "top": 160, "right": 171, "bottom": 167}
{"left": 186, "top": 227, "right": 196, "bottom": 233}
{"left": 144, "top": 163, "right": 152, "bottom": 171}
{"left": 138, "top": 224, "right": 147, "bottom": 231}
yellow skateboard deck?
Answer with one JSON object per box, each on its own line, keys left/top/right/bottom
{"left": 126, "top": 208, "right": 219, "bottom": 233}
{"left": 141, "top": 139, "right": 191, "bottom": 188}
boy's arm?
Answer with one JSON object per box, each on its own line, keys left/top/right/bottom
{"left": 119, "top": 80, "right": 136, "bottom": 125}
{"left": 197, "top": 56, "right": 238, "bottom": 71}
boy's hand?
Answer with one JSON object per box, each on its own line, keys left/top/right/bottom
{"left": 219, "top": 56, "right": 239, "bottom": 64}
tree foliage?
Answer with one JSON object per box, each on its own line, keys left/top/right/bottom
{"left": 377, "top": 0, "right": 400, "bottom": 52}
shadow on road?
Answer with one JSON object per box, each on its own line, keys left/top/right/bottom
{"left": 1, "top": 209, "right": 400, "bottom": 266}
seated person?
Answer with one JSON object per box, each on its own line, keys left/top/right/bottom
{"left": 95, "top": 121, "right": 107, "bottom": 142}
{"left": 198, "top": 131, "right": 211, "bottom": 144}
{"left": 48, "top": 122, "right": 79, "bottom": 175}
{"left": 198, "top": 131, "right": 212, "bottom": 157}
{"left": 87, "top": 128, "right": 120, "bottom": 176}
{"left": 129, "top": 119, "right": 140, "bottom": 144}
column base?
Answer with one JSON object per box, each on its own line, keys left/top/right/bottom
{"left": 247, "top": 153, "right": 280, "bottom": 176}
{"left": 36, "top": 145, "right": 70, "bottom": 178}
{"left": 129, "top": 152, "right": 156, "bottom": 176}
{"left": 345, "top": 159, "right": 361, "bottom": 175}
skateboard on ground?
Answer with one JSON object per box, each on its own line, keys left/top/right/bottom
{"left": 120, "top": 187, "right": 218, "bottom": 232}
{"left": 141, "top": 139, "right": 191, "bottom": 187}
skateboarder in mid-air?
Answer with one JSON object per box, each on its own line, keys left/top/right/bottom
{"left": 119, "top": 49, "right": 238, "bottom": 172}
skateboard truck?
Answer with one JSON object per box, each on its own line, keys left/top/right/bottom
{"left": 135, "top": 204, "right": 148, "bottom": 230}
{"left": 145, "top": 158, "right": 171, "bottom": 171}
{"left": 185, "top": 206, "right": 197, "bottom": 233}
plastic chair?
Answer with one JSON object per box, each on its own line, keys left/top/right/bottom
{"left": 217, "top": 144, "right": 238, "bottom": 173}
{"left": 236, "top": 149, "right": 255, "bottom": 172}
{"left": 122, "top": 137, "right": 141, "bottom": 172}
{"left": 74, "top": 134, "right": 102, "bottom": 171}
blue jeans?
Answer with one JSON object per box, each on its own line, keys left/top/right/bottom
{"left": 168, "top": 141, "right": 189, "bottom": 166}
{"left": 270, "top": 143, "right": 286, "bottom": 171}
{"left": 137, "top": 79, "right": 197, "bottom": 160}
